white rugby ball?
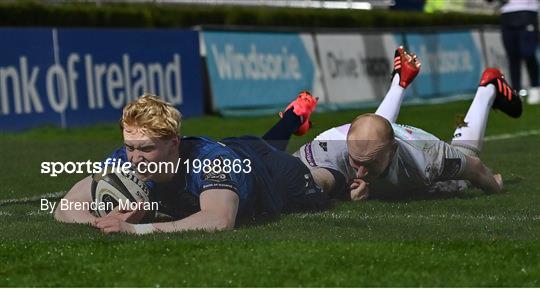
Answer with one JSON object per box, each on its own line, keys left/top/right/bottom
{"left": 91, "top": 170, "right": 151, "bottom": 217}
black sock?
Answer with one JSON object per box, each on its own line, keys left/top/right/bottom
{"left": 526, "top": 56, "right": 539, "bottom": 87}
{"left": 262, "top": 108, "right": 302, "bottom": 151}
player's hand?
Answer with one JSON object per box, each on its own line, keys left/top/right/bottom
{"left": 493, "top": 173, "right": 503, "bottom": 192}
{"left": 92, "top": 216, "right": 135, "bottom": 234}
{"left": 105, "top": 205, "right": 146, "bottom": 224}
{"left": 350, "top": 178, "right": 369, "bottom": 201}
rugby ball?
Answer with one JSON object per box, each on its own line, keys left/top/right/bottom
{"left": 91, "top": 170, "right": 151, "bottom": 217}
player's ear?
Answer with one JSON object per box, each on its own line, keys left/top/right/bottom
{"left": 166, "top": 136, "right": 179, "bottom": 156}
{"left": 170, "top": 135, "right": 179, "bottom": 147}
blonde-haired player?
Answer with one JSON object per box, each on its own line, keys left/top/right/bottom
{"left": 55, "top": 94, "right": 328, "bottom": 234}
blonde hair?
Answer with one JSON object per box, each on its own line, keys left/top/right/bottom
{"left": 120, "top": 93, "right": 182, "bottom": 139}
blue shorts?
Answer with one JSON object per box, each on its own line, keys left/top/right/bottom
{"left": 222, "top": 136, "right": 329, "bottom": 217}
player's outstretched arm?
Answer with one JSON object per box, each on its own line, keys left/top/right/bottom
{"left": 460, "top": 156, "right": 503, "bottom": 193}
{"left": 310, "top": 168, "right": 336, "bottom": 194}
{"left": 93, "top": 188, "right": 239, "bottom": 235}
{"left": 153, "top": 189, "right": 239, "bottom": 233}
{"left": 53, "top": 175, "right": 98, "bottom": 224}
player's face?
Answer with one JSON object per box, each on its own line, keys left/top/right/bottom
{"left": 123, "top": 125, "right": 178, "bottom": 182}
{"left": 348, "top": 142, "right": 395, "bottom": 183}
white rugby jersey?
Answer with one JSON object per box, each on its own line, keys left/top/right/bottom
{"left": 293, "top": 123, "right": 468, "bottom": 195}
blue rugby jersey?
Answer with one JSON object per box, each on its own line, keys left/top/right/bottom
{"left": 105, "top": 136, "right": 257, "bottom": 219}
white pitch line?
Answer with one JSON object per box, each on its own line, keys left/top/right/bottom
{"left": 0, "top": 191, "right": 65, "bottom": 206}
{"left": 485, "top": 129, "right": 540, "bottom": 141}
{"left": 295, "top": 211, "right": 540, "bottom": 222}
{"left": 26, "top": 210, "right": 50, "bottom": 216}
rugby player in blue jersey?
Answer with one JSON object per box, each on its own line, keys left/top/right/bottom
{"left": 54, "top": 92, "right": 323, "bottom": 234}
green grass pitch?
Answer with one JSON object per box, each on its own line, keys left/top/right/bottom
{"left": 0, "top": 100, "right": 539, "bottom": 287}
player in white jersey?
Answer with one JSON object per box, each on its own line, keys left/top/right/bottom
{"left": 287, "top": 47, "right": 522, "bottom": 200}
{"left": 295, "top": 120, "right": 459, "bottom": 198}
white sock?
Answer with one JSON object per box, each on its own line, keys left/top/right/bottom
{"left": 375, "top": 74, "right": 405, "bottom": 123}
{"left": 451, "top": 85, "right": 496, "bottom": 156}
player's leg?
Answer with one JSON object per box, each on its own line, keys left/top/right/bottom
{"left": 374, "top": 46, "right": 421, "bottom": 123}
{"left": 451, "top": 68, "right": 522, "bottom": 157}
{"left": 262, "top": 91, "right": 318, "bottom": 151}
{"left": 502, "top": 24, "right": 522, "bottom": 90}
{"left": 262, "top": 46, "right": 419, "bottom": 151}
{"left": 519, "top": 13, "right": 540, "bottom": 104}
{"left": 522, "top": 26, "right": 540, "bottom": 88}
